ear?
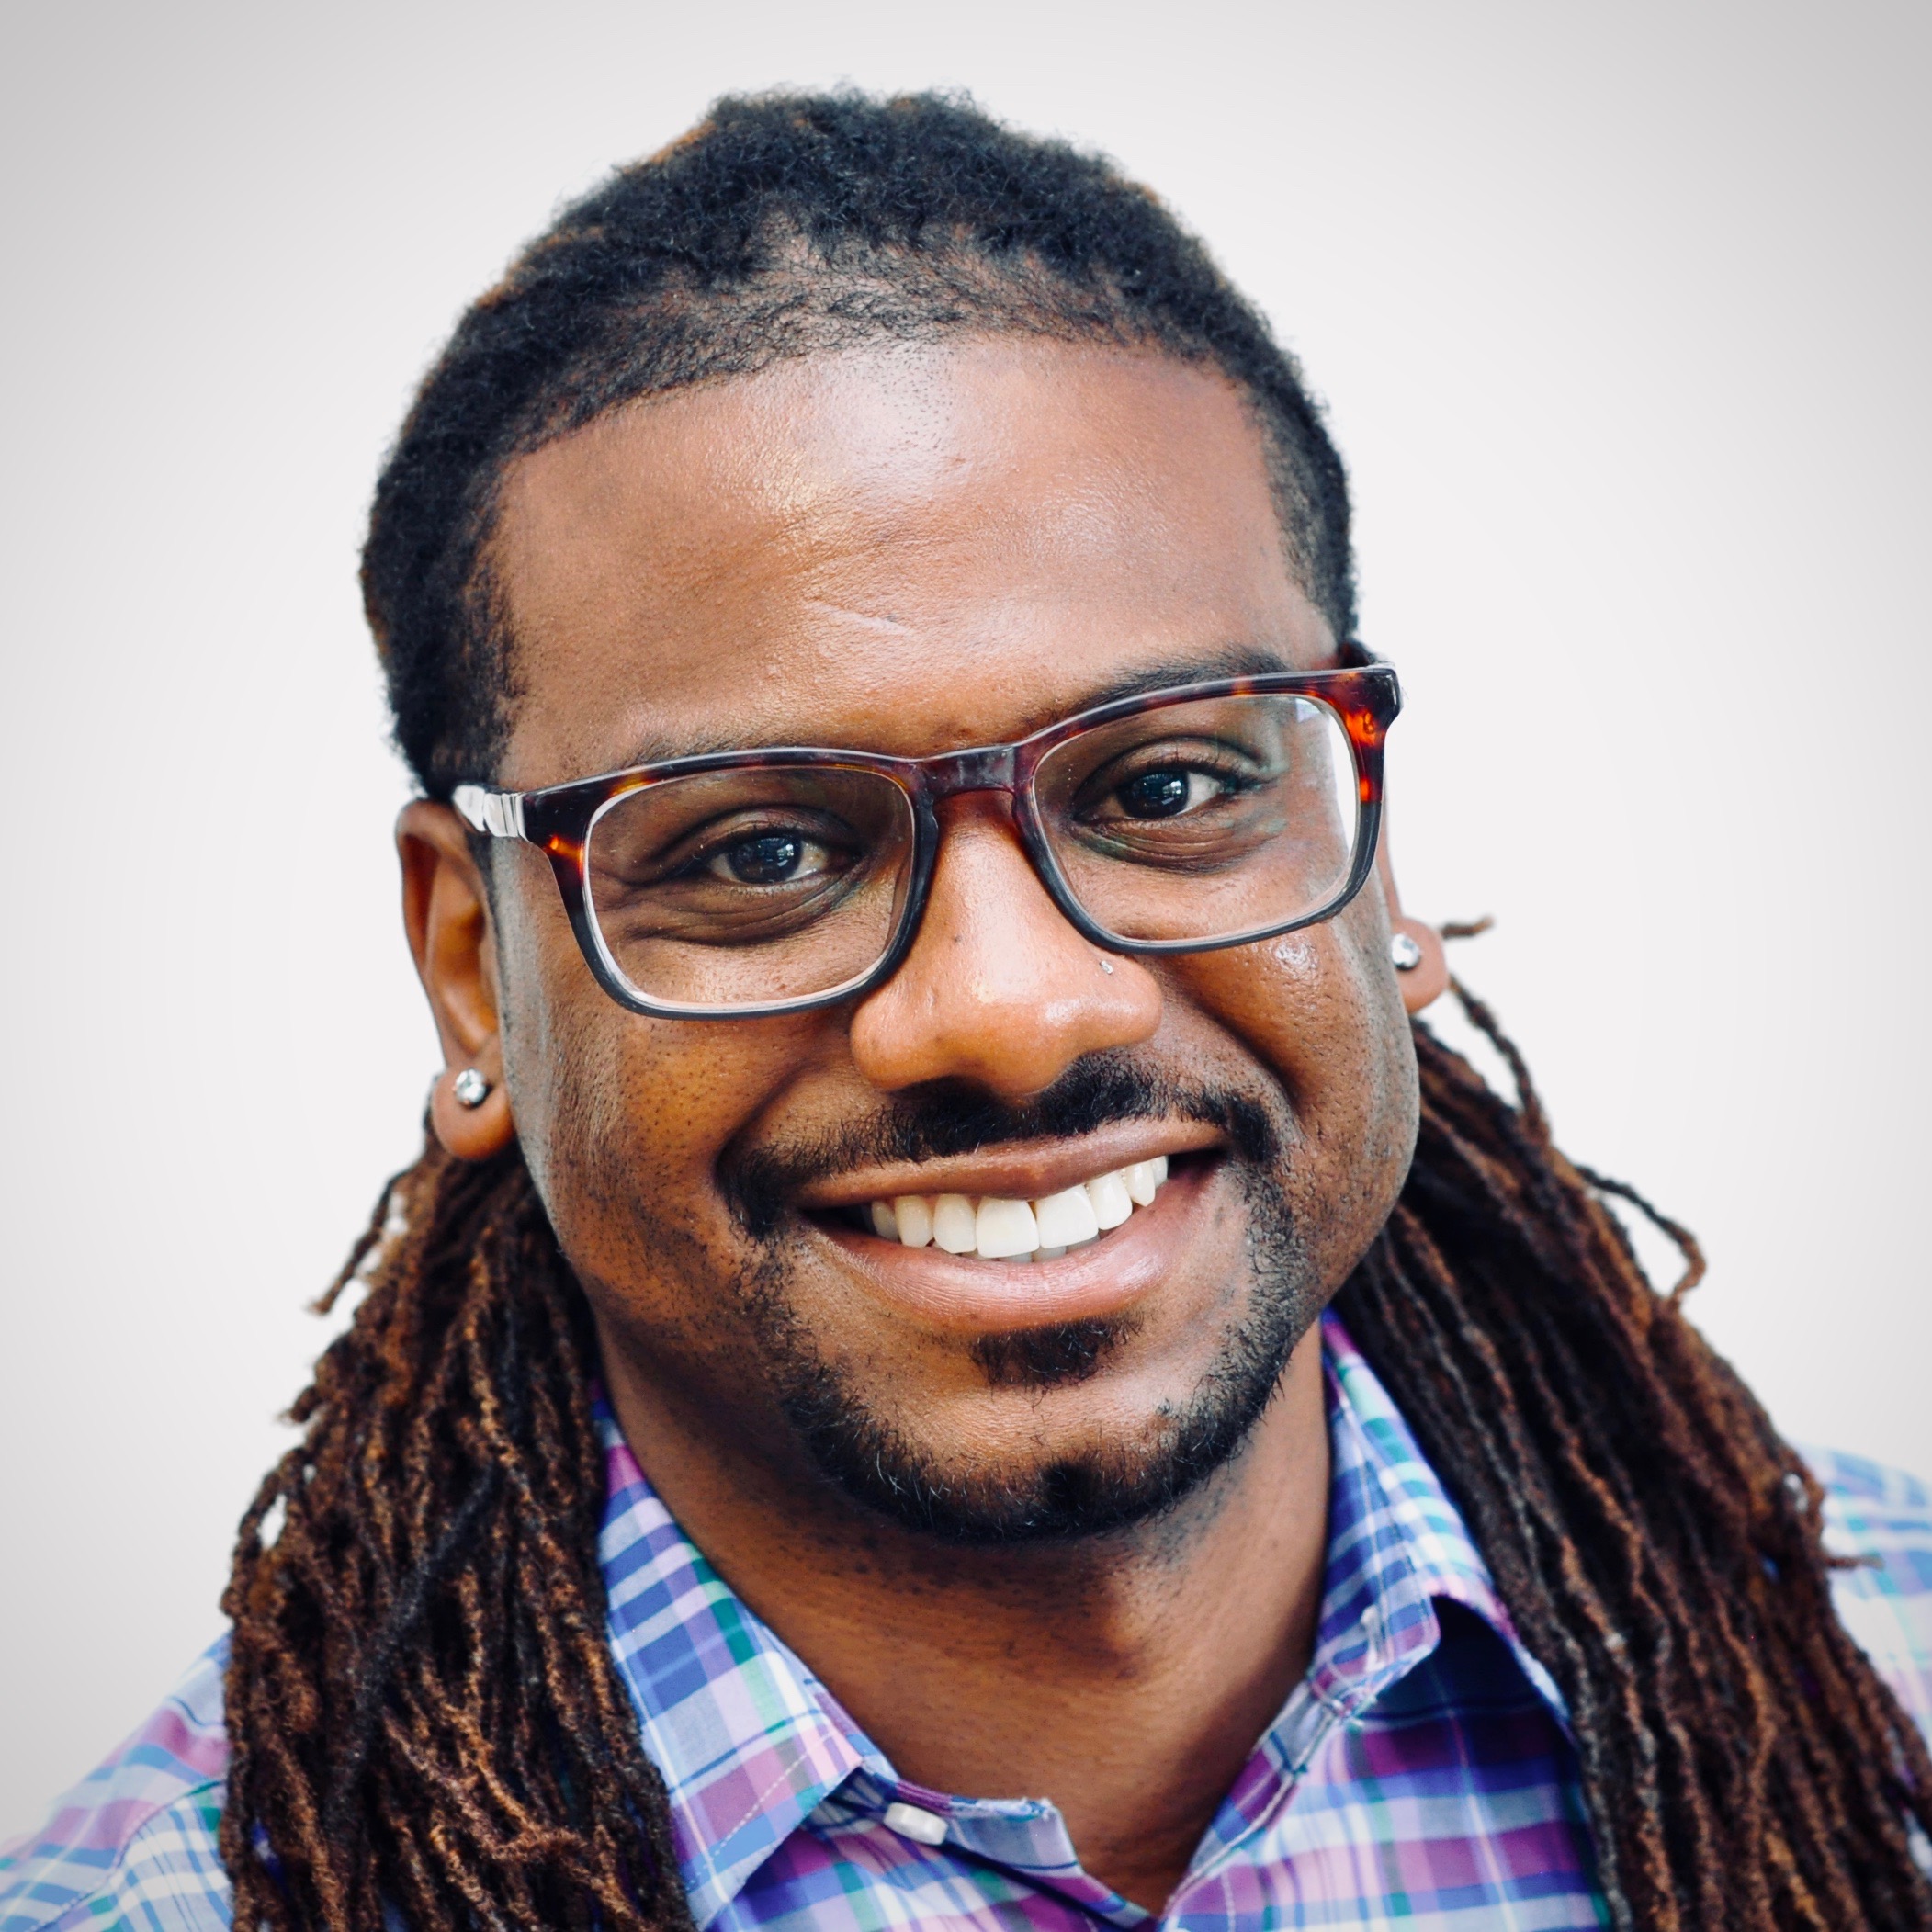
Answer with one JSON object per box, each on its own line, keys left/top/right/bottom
{"left": 1374, "top": 815, "right": 1449, "bottom": 1016}
{"left": 398, "top": 800, "right": 518, "bottom": 1160}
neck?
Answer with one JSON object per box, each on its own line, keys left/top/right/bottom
{"left": 598, "top": 1325, "right": 1331, "bottom": 1913}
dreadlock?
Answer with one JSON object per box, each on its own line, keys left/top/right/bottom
{"left": 222, "top": 88, "right": 1932, "bottom": 1932}
{"left": 1338, "top": 990, "right": 1932, "bottom": 1930}
{"left": 220, "top": 1145, "right": 693, "bottom": 1932}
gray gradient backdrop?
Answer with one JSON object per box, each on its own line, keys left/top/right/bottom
{"left": 2, "top": 0, "right": 1927, "bottom": 1841}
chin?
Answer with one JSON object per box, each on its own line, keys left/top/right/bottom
{"left": 777, "top": 1294, "right": 1316, "bottom": 1545}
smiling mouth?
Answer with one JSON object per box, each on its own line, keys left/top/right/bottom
{"left": 830, "top": 1155, "right": 1174, "bottom": 1262}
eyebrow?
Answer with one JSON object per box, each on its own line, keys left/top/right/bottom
{"left": 604, "top": 642, "right": 1308, "bottom": 771}
{"left": 1056, "top": 645, "right": 1304, "bottom": 717}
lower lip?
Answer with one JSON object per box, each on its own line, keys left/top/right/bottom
{"left": 811, "top": 1159, "right": 1221, "bottom": 1334}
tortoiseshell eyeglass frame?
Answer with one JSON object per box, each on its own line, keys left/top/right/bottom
{"left": 451, "top": 665, "right": 1401, "bottom": 1021}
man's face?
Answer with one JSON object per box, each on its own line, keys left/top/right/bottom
{"left": 480, "top": 337, "right": 1418, "bottom": 1539}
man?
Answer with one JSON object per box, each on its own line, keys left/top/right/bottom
{"left": 5, "top": 90, "right": 1929, "bottom": 1932}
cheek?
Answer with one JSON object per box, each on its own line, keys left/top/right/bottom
{"left": 1174, "top": 907, "right": 1418, "bottom": 1260}
{"left": 488, "top": 870, "right": 806, "bottom": 1300}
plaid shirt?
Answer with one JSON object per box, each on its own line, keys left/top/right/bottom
{"left": 6, "top": 1316, "right": 1929, "bottom": 1932}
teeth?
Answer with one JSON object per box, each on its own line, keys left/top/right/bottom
{"left": 1083, "top": 1170, "right": 1133, "bottom": 1230}
{"left": 932, "top": 1193, "right": 977, "bottom": 1254}
{"left": 892, "top": 1195, "right": 933, "bottom": 1248}
{"left": 1033, "top": 1183, "right": 1100, "bottom": 1248}
{"left": 863, "top": 1159, "right": 1175, "bottom": 1261}
{"left": 975, "top": 1197, "right": 1039, "bottom": 1259}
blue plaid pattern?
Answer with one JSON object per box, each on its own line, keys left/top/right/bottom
{"left": 6, "top": 1315, "right": 1928, "bottom": 1930}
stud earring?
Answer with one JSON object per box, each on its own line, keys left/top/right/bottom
{"left": 451, "top": 1068, "right": 491, "bottom": 1108}
{"left": 1389, "top": 932, "right": 1424, "bottom": 973}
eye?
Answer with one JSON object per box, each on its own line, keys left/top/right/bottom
{"left": 706, "top": 831, "right": 827, "bottom": 885}
{"left": 1113, "top": 768, "right": 1227, "bottom": 819}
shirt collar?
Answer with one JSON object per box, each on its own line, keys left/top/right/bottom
{"left": 596, "top": 1427, "right": 865, "bottom": 1926}
{"left": 595, "top": 1312, "right": 1570, "bottom": 1926}
{"left": 1307, "top": 1312, "right": 1566, "bottom": 1724}
{"left": 1184, "top": 1316, "right": 1570, "bottom": 1876}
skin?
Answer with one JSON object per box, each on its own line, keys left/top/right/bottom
{"left": 400, "top": 336, "right": 1447, "bottom": 1911}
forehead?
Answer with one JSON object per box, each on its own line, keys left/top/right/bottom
{"left": 489, "top": 337, "right": 1330, "bottom": 786}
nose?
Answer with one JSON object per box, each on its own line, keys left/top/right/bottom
{"left": 848, "top": 797, "right": 1162, "bottom": 1099}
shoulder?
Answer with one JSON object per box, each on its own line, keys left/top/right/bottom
{"left": 1808, "top": 1448, "right": 1932, "bottom": 1737}
{"left": 0, "top": 1638, "right": 233, "bottom": 1932}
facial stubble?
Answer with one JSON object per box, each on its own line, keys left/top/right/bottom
{"left": 720, "top": 1064, "right": 1326, "bottom": 1545}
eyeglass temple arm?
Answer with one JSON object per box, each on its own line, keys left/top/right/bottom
{"left": 451, "top": 785, "right": 527, "bottom": 841}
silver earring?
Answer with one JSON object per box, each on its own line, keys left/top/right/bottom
{"left": 452, "top": 1068, "right": 491, "bottom": 1108}
{"left": 1389, "top": 932, "right": 1424, "bottom": 973}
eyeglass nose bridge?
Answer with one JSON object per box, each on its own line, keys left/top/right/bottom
{"left": 917, "top": 740, "right": 1022, "bottom": 801}
{"left": 887, "top": 737, "right": 1083, "bottom": 974}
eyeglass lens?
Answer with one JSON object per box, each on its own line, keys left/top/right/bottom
{"left": 584, "top": 767, "right": 919, "bottom": 1011}
{"left": 1032, "top": 693, "right": 1359, "bottom": 946}
{"left": 582, "top": 694, "right": 1361, "bottom": 1011}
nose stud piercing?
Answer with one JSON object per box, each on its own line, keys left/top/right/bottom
{"left": 1389, "top": 932, "right": 1424, "bottom": 973}
{"left": 1095, "top": 955, "right": 1116, "bottom": 976}
{"left": 452, "top": 1068, "right": 491, "bottom": 1108}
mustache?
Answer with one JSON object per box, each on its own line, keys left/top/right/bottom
{"left": 720, "top": 1050, "right": 1282, "bottom": 1241}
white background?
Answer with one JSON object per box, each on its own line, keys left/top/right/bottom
{"left": 3, "top": 0, "right": 1927, "bottom": 1842}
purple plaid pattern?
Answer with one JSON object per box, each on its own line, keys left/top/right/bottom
{"left": 6, "top": 1314, "right": 1929, "bottom": 1931}
{"left": 0, "top": 1637, "right": 230, "bottom": 1932}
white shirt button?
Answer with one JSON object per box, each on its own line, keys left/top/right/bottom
{"left": 882, "top": 1801, "right": 949, "bottom": 1846}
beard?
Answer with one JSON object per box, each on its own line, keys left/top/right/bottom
{"left": 717, "top": 1053, "right": 1323, "bottom": 1545}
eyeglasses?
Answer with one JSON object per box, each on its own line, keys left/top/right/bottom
{"left": 452, "top": 665, "right": 1400, "bottom": 1020}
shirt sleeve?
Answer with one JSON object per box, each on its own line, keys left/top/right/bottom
{"left": 0, "top": 1640, "right": 232, "bottom": 1932}
{"left": 1813, "top": 1448, "right": 1932, "bottom": 1742}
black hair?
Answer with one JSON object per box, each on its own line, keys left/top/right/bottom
{"left": 360, "top": 89, "right": 1356, "bottom": 797}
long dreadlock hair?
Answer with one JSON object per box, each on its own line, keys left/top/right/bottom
{"left": 221, "top": 90, "right": 1932, "bottom": 1932}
